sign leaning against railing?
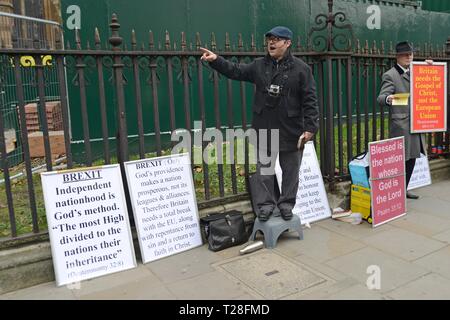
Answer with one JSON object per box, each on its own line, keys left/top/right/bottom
{"left": 275, "top": 142, "right": 332, "bottom": 225}
{"left": 369, "top": 137, "right": 407, "bottom": 227}
{"left": 408, "top": 153, "right": 432, "bottom": 190}
{"left": 40, "top": 165, "right": 137, "bottom": 286}
{"left": 124, "top": 153, "right": 203, "bottom": 264}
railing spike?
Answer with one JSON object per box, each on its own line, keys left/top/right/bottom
{"left": 211, "top": 32, "right": 217, "bottom": 51}
{"left": 364, "top": 40, "right": 369, "bottom": 54}
{"left": 238, "top": 33, "right": 243, "bottom": 51}
{"left": 251, "top": 34, "right": 256, "bottom": 52}
{"left": 75, "top": 27, "right": 81, "bottom": 50}
{"left": 95, "top": 27, "right": 101, "bottom": 49}
{"left": 149, "top": 30, "right": 154, "bottom": 50}
{"left": 165, "top": 30, "right": 171, "bottom": 50}
{"left": 196, "top": 32, "right": 202, "bottom": 50}
{"left": 181, "top": 31, "right": 187, "bottom": 51}
{"left": 225, "top": 32, "right": 230, "bottom": 51}
{"left": 131, "top": 29, "right": 137, "bottom": 50}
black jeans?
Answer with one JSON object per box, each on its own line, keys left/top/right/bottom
{"left": 253, "top": 150, "right": 303, "bottom": 214}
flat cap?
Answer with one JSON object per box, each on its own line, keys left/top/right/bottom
{"left": 265, "top": 26, "right": 293, "bottom": 40}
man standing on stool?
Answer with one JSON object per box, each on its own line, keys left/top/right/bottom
{"left": 200, "top": 26, "right": 319, "bottom": 221}
{"left": 377, "top": 41, "right": 433, "bottom": 199}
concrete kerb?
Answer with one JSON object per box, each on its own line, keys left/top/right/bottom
{"left": 0, "top": 242, "right": 54, "bottom": 295}
{"left": 1, "top": 157, "right": 449, "bottom": 295}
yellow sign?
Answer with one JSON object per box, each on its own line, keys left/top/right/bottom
{"left": 392, "top": 93, "right": 410, "bottom": 106}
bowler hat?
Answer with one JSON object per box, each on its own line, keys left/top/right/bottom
{"left": 395, "top": 41, "right": 417, "bottom": 54}
{"left": 265, "top": 26, "right": 293, "bottom": 40}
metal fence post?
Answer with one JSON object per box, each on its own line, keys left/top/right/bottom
{"left": 109, "top": 13, "right": 128, "bottom": 163}
{"left": 108, "top": 14, "right": 134, "bottom": 226}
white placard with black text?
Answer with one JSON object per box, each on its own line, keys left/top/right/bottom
{"left": 275, "top": 142, "right": 332, "bottom": 224}
{"left": 124, "top": 153, "right": 202, "bottom": 263}
{"left": 407, "top": 153, "right": 432, "bottom": 190}
{"left": 41, "top": 165, "right": 137, "bottom": 286}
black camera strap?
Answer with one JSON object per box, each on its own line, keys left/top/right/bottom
{"left": 266, "top": 59, "right": 292, "bottom": 96}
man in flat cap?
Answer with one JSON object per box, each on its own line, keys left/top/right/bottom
{"left": 200, "top": 26, "right": 319, "bottom": 221}
{"left": 377, "top": 41, "right": 433, "bottom": 199}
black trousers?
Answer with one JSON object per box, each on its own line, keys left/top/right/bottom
{"left": 405, "top": 158, "right": 416, "bottom": 189}
{"left": 253, "top": 150, "right": 303, "bottom": 214}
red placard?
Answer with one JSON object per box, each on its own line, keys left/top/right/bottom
{"left": 411, "top": 62, "right": 447, "bottom": 133}
{"left": 369, "top": 137, "right": 406, "bottom": 227}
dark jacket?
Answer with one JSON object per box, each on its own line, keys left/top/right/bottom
{"left": 209, "top": 51, "right": 319, "bottom": 151}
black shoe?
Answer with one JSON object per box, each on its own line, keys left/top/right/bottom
{"left": 280, "top": 208, "right": 293, "bottom": 221}
{"left": 406, "top": 192, "right": 419, "bottom": 200}
{"left": 258, "top": 209, "right": 273, "bottom": 222}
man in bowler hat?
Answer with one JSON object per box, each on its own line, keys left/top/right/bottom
{"left": 377, "top": 41, "right": 433, "bottom": 199}
{"left": 200, "top": 26, "right": 319, "bottom": 221}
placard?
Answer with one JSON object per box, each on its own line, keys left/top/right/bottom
{"left": 124, "top": 153, "right": 202, "bottom": 263}
{"left": 407, "top": 153, "right": 432, "bottom": 190}
{"left": 369, "top": 137, "right": 407, "bottom": 227}
{"left": 41, "top": 165, "right": 137, "bottom": 286}
{"left": 411, "top": 62, "right": 447, "bottom": 133}
{"left": 275, "top": 142, "right": 331, "bottom": 225}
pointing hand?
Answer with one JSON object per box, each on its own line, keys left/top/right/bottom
{"left": 200, "top": 47, "right": 217, "bottom": 62}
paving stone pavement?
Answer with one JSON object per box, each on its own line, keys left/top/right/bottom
{"left": 1, "top": 180, "right": 450, "bottom": 300}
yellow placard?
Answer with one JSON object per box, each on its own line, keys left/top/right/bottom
{"left": 392, "top": 93, "right": 410, "bottom": 106}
